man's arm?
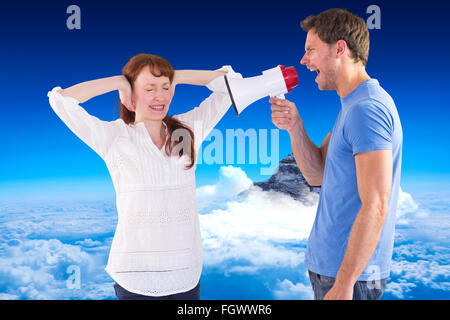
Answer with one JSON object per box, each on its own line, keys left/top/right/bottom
{"left": 324, "top": 149, "right": 392, "bottom": 300}
{"left": 290, "top": 125, "right": 330, "bottom": 186}
{"left": 270, "top": 97, "right": 330, "bottom": 186}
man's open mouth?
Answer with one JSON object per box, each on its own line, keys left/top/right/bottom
{"left": 308, "top": 66, "right": 320, "bottom": 76}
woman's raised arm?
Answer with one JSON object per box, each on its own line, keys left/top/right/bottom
{"left": 173, "top": 70, "right": 227, "bottom": 87}
{"left": 59, "top": 75, "right": 132, "bottom": 107}
{"left": 48, "top": 75, "right": 132, "bottom": 159}
{"left": 173, "top": 66, "right": 242, "bottom": 146}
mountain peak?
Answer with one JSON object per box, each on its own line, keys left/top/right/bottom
{"left": 241, "top": 154, "right": 320, "bottom": 205}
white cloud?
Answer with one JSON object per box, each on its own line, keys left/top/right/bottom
{"left": 0, "top": 201, "right": 117, "bottom": 241}
{"left": 385, "top": 281, "right": 417, "bottom": 299}
{"left": 0, "top": 238, "right": 105, "bottom": 299}
{"left": 198, "top": 168, "right": 450, "bottom": 299}
{"left": 202, "top": 187, "right": 317, "bottom": 242}
{"left": 388, "top": 186, "right": 450, "bottom": 299}
{"left": 198, "top": 168, "right": 432, "bottom": 277}
{"left": 396, "top": 188, "right": 428, "bottom": 224}
{"left": 0, "top": 166, "right": 448, "bottom": 300}
{"left": 272, "top": 279, "right": 314, "bottom": 300}
{"left": 388, "top": 242, "right": 450, "bottom": 298}
{"left": 197, "top": 166, "right": 253, "bottom": 212}
{"left": 75, "top": 238, "right": 103, "bottom": 247}
{"left": 0, "top": 201, "right": 117, "bottom": 300}
{"left": 199, "top": 166, "right": 318, "bottom": 274}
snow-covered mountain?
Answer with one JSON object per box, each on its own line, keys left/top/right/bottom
{"left": 240, "top": 154, "right": 320, "bottom": 205}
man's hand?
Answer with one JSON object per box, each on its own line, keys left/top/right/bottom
{"left": 324, "top": 282, "right": 354, "bottom": 300}
{"left": 270, "top": 96, "right": 329, "bottom": 186}
{"left": 329, "top": 149, "right": 392, "bottom": 299}
{"left": 269, "top": 97, "right": 301, "bottom": 133}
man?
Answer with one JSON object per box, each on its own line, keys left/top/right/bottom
{"left": 270, "top": 8, "right": 402, "bottom": 300}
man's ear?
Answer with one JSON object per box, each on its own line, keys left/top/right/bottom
{"left": 335, "top": 40, "right": 347, "bottom": 59}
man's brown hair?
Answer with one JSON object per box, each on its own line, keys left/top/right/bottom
{"left": 300, "top": 8, "right": 370, "bottom": 65}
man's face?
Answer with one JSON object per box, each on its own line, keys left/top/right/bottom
{"left": 300, "top": 30, "right": 338, "bottom": 91}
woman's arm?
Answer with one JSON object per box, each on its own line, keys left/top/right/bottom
{"left": 48, "top": 76, "right": 131, "bottom": 159}
{"left": 173, "top": 70, "right": 227, "bottom": 87}
{"left": 59, "top": 75, "right": 131, "bottom": 106}
{"left": 173, "top": 66, "right": 242, "bottom": 146}
{"left": 61, "top": 71, "right": 226, "bottom": 104}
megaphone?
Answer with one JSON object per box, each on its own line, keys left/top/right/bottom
{"left": 224, "top": 65, "right": 298, "bottom": 116}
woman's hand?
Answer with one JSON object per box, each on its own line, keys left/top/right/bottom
{"left": 170, "top": 77, "right": 177, "bottom": 99}
{"left": 117, "top": 76, "right": 133, "bottom": 111}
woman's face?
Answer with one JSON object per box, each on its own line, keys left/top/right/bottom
{"left": 132, "top": 66, "right": 174, "bottom": 122}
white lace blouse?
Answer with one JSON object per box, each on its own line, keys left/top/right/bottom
{"left": 47, "top": 73, "right": 234, "bottom": 296}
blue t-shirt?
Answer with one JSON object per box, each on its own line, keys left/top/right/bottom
{"left": 304, "top": 79, "right": 403, "bottom": 281}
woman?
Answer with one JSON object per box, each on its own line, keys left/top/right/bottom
{"left": 47, "top": 53, "right": 241, "bottom": 300}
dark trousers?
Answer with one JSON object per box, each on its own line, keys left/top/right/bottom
{"left": 308, "top": 270, "right": 387, "bottom": 300}
{"left": 114, "top": 281, "right": 200, "bottom": 300}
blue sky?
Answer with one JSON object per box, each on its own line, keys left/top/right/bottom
{"left": 1, "top": 0, "right": 450, "bottom": 197}
{"left": 0, "top": 0, "right": 449, "bottom": 299}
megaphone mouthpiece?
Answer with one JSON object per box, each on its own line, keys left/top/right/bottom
{"left": 279, "top": 65, "right": 298, "bottom": 93}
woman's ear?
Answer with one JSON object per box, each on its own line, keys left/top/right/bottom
{"left": 127, "top": 91, "right": 137, "bottom": 112}
{"left": 119, "top": 80, "right": 135, "bottom": 112}
{"left": 129, "top": 98, "right": 136, "bottom": 112}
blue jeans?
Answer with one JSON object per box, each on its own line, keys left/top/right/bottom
{"left": 113, "top": 281, "right": 200, "bottom": 300}
{"left": 308, "top": 270, "right": 387, "bottom": 300}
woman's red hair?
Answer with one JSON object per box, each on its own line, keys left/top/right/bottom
{"left": 120, "top": 53, "right": 195, "bottom": 169}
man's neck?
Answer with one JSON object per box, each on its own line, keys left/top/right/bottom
{"left": 336, "top": 65, "right": 370, "bottom": 98}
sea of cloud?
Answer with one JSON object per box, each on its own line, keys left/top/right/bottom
{"left": 0, "top": 166, "right": 448, "bottom": 299}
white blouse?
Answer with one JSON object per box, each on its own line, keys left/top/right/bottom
{"left": 47, "top": 71, "right": 236, "bottom": 296}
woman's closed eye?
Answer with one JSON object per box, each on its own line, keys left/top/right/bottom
{"left": 146, "top": 88, "right": 169, "bottom": 92}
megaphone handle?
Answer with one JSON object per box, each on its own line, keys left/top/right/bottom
{"left": 271, "top": 94, "right": 289, "bottom": 113}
